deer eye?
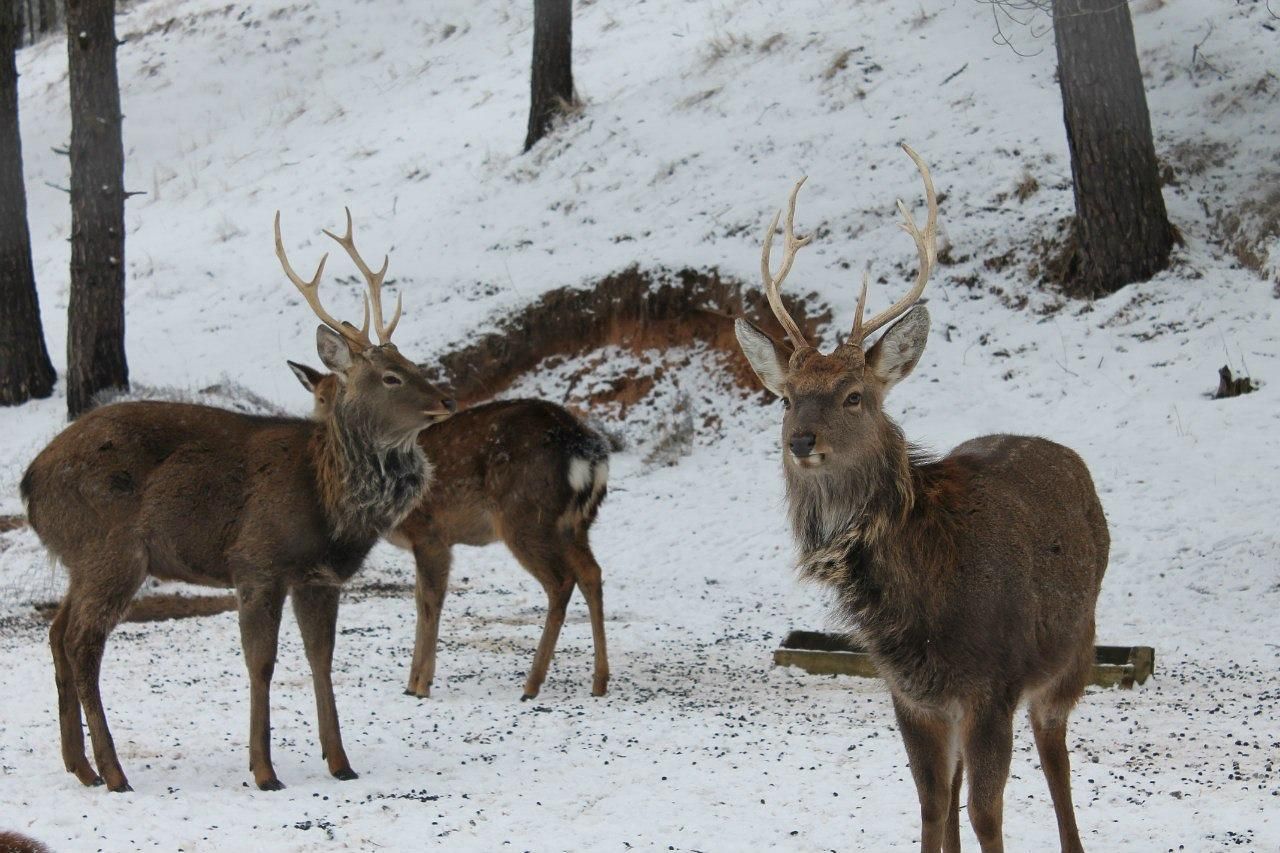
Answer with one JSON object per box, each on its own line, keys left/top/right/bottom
{"left": 781, "top": 396, "right": 792, "bottom": 410}
{"left": 845, "top": 392, "right": 862, "bottom": 407}
{"left": 382, "top": 373, "right": 403, "bottom": 387}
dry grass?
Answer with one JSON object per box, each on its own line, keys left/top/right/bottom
{"left": 821, "top": 48, "right": 855, "bottom": 81}
{"left": 677, "top": 87, "right": 721, "bottom": 110}
{"left": 1014, "top": 171, "right": 1040, "bottom": 203}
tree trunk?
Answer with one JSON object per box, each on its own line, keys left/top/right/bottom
{"left": 65, "top": 0, "right": 126, "bottom": 418}
{"left": 523, "top": 0, "right": 574, "bottom": 153}
{"left": 39, "top": 0, "right": 61, "bottom": 36}
{"left": 1053, "top": 0, "right": 1175, "bottom": 297}
{"left": 0, "top": 0, "right": 56, "bottom": 405}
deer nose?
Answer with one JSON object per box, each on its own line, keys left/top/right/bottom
{"left": 442, "top": 398, "right": 457, "bottom": 413}
{"left": 789, "top": 432, "right": 817, "bottom": 457}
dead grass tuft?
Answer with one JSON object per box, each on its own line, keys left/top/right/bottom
{"left": 821, "top": 48, "right": 855, "bottom": 81}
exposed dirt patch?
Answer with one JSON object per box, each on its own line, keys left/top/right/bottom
{"left": 423, "top": 266, "right": 830, "bottom": 406}
{"left": 33, "top": 593, "right": 239, "bottom": 623}
{"left": 0, "top": 516, "right": 25, "bottom": 533}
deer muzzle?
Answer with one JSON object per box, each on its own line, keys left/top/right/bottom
{"left": 788, "top": 432, "right": 831, "bottom": 468}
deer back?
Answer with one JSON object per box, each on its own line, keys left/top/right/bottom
{"left": 289, "top": 362, "right": 609, "bottom": 548}
{"left": 736, "top": 148, "right": 1109, "bottom": 704}
{"left": 23, "top": 210, "right": 454, "bottom": 588}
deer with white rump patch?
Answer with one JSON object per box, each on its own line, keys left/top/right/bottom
{"left": 22, "top": 210, "right": 454, "bottom": 791}
{"left": 288, "top": 364, "right": 610, "bottom": 700}
{"left": 734, "top": 145, "right": 1108, "bottom": 853}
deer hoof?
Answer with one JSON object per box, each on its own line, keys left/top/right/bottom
{"left": 71, "top": 761, "right": 103, "bottom": 787}
{"left": 107, "top": 781, "right": 133, "bottom": 794}
{"left": 333, "top": 767, "right": 359, "bottom": 781}
{"left": 257, "top": 778, "right": 286, "bottom": 792}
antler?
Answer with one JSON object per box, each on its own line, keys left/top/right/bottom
{"left": 323, "top": 207, "right": 401, "bottom": 345}
{"left": 274, "top": 211, "right": 372, "bottom": 349}
{"left": 760, "top": 177, "right": 814, "bottom": 349}
{"left": 849, "top": 144, "right": 938, "bottom": 346}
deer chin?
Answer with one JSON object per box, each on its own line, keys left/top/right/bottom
{"left": 791, "top": 452, "right": 827, "bottom": 469}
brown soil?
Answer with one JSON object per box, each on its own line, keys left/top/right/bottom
{"left": 34, "top": 593, "right": 239, "bottom": 624}
{"left": 0, "top": 516, "right": 25, "bottom": 533}
{"left": 30, "top": 582, "right": 415, "bottom": 624}
{"left": 422, "top": 266, "right": 830, "bottom": 405}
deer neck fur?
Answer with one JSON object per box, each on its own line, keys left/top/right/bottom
{"left": 789, "top": 420, "right": 978, "bottom": 705}
{"left": 314, "top": 398, "right": 431, "bottom": 540}
{"left": 787, "top": 418, "right": 915, "bottom": 560}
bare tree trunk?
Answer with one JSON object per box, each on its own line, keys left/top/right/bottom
{"left": 1053, "top": 0, "right": 1175, "bottom": 296}
{"left": 65, "top": 0, "right": 126, "bottom": 418}
{"left": 523, "top": 0, "right": 574, "bottom": 153}
{"left": 39, "top": 0, "right": 61, "bottom": 36}
{"left": 0, "top": 0, "right": 56, "bottom": 405}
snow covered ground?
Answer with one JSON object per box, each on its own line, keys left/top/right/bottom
{"left": 1, "top": 0, "right": 1277, "bottom": 849}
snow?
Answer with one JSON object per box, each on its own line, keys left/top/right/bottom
{"left": 1, "top": 0, "right": 1278, "bottom": 850}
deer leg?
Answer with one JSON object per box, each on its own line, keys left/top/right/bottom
{"left": 962, "top": 702, "right": 1016, "bottom": 853}
{"left": 64, "top": 564, "right": 144, "bottom": 793}
{"left": 1030, "top": 706, "right": 1084, "bottom": 853}
{"left": 945, "top": 758, "right": 963, "bottom": 853}
{"left": 566, "top": 538, "right": 609, "bottom": 697}
{"left": 292, "top": 584, "right": 356, "bottom": 781}
{"left": 1030, "top": 647, "right": 1090, "bottom": 853}
{"left": 892, "top": 695, "right": 960, "bottom": 853}
{"left": 237, "top": 580, "right": 286, "bottom": 791}
{"left": 49, "top": 601, "right": 99, "bottom": 787}
{"left": 406, "top": 540, "right": 451, "bottom": 698}
{"left": 522, "top": 574, "right": 574, "bottom": 700}
{"left": 505, "top": 534, "right": 574, "bottom": 700}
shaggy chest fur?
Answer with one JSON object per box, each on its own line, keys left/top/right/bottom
{"left": 797, "top": 522, "right": 956, "bottom": 704}
{"left": 319, "top": 416, "right": 431, "bottom": 541}
{"left": 789, "top": 457, "right": 966, "bottom": 707}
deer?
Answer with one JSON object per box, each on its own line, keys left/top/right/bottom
{"left": 0, "top": 832, "right": 50, "bottom": 853}
{"left": 21, "top": 209, "right": 455, "bottom": 792}
{"left": 287, "top": 362, "right": 610, "bottom": 700}
{"left": 734, "top": 145, "right": 1108, "bottom": 853}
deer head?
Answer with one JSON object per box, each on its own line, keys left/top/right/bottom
{"left": 735, "top": 145, "right": 938, "bottom": 476}
{"left": 287, "top": 361, "right": 340, "bottom": 419}
{"left": 275, "top": 208, "right": 455, "bottom": 445}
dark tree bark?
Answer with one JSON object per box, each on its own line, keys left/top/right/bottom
{"left": 523, "top": 0, "right": 574, "bottom": 153}
{"left": 65, "top": 0, "right": 127, "bottom": 418}
{"left": 0, "top": 0, "right": 56, "bottom": 405}
{"left": 39, "top": 0, "right": 61, "bottom": 32}
{"left": 16, "top": 0, "right": 62, "bottom": 45}
{"left": 1053, "top": 0, "right": 1175, "bottom": 296}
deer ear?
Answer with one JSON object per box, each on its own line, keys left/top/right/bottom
{"left": 735, "top": 318, "right": 791, "bottom": 397}
{"left": 287, "top": 360, "right": 323, "bottom": 393}
{"left": 866, "top": 305, "right": 929, "bottom": 391}
{"left": 316, "top": 326, "right": 354, "bottom": 375}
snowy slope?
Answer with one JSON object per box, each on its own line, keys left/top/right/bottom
{"left": 1, "top": 0, "right": 1277, "bottom": 850}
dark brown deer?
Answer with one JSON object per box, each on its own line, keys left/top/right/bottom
{"left": 288, "top": 363, "right": 610, "bottom": 700}
{"left": 22, "top": 209, "right": 454, "bottom": 792}
{"left": 734, "top": 146, "right": 1108, "bottom": 853}
{"left": 0, "top": 831, "right": 50, "bottom": 853}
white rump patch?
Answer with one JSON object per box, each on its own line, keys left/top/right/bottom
{"left": 593, "top": 459, "right": 610, "bottom": 494}
{"left": 568, "top": 458, "right": 593, "bottom": 493}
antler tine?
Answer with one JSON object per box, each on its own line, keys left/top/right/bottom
{"left": 274, "top": 211, "right": 372, "bottom": 349}
{"left": 851, "top": 144, "right": 939, "bottom": 344}
{"left": 323, "top": 207, "right": 400, "bottom": 345}
{"left": 850, "top": 268, "right": 870, "bottom": 341}
{"left": 760, "top": 177, "right": 814, "bottom": 349}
